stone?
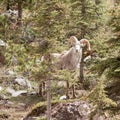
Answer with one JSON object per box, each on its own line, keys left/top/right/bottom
{"left": 11, "top": 90, "right": 27, "bottom": 97}
{"left": 6, "top": 87, "right": 15, "bottom": 94}
{"left": 14, "top": 77, "right": 32, "bottom": 89}
{"left": 93, "top": 113, "right": 105, "bottom": 120}
{"left": 0, "top": 86, "right": 2, "bottom": 91}
{"left": 0, "top": 39, "right": 8, "bottom": 46}
{"left": 6, "top": 70, "right": 15, "bottom": 76}
{"left": 59, "top": 95, "right": 67, "bottom": 100}
{"left": 52, "top": 101, "right": 92, "bottom": 120}
{"left": 6, "top": 87, "right": 27, "bottom": 97}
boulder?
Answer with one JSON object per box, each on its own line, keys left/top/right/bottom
{"left": 23, "top": 100, "right": 93, "bottom": 120}
{"left": 0, "top": 39, "right": 8, "bottom": 47}
{"left": 6, "top": 87, "right": 15, "bottom": 94}
{"left": 0, "top": 94, "right": 8, "bottom": 100}
{"left": 11, "top": 90, "right": 27, "bottom": 97}
{"left": 52, "top": 101, "right": 92, "bottom": 120}
{"left": 93, "top": 113, "right": 105, "bottom": 120}
{"left": 14, "top": 77, "right": 32, "bottom": 89}
{"left": 6, "top": 87, "right": 27, "bottom": 97}
{"left": 6, "top": 70, "right": 15, "bottom": 76}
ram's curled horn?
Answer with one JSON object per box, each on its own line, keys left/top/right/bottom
{"left": 80, "top": 39, "right": 91, "bottom": 51}
{"left": 68, "top": 36, "right": 79, "bottom": 47}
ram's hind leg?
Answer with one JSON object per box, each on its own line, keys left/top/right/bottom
{"left": 71, "top": 85, "right": 76, "bottom": 98}
{"left": 66, "top": 81, "right": 70, "bottom": 99}
{"left": 39, "top": 82, "right": 46, "bottom": 96}
{"left": 39, "top": 83, "right": 43, "bottom": 96}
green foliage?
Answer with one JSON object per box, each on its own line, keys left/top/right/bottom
{"left": 36, "top": 117, "right": 47, "bottom": 120}
{"left": 108, "top": 3, "right": 120, "bottom": 47}
{"left": 53, "top": 69, "right": 79, "bottom": 86}
{"left": 31, "top": 60, "right": 49, "bottom": 82}
{"left": 0, "top": 0, "right": 119, "bottom": 111}
{"left": 0, "top": 14, "right": 8, "bottom": 39}
{"left": 5, "top": 41, "right": 35, "bottom": 73}
{"left": 91, "top": 57, "right": 120, "bottom": 79}
{"left": 88, "top": 79, "right": 117, "bottom": 108}
{"left": 90, "top": 0, "right": 120, "bottom": 98}
{"left": 92, "top": 1, "right": 120, "bottom": 80}
{"left": 30, "top": 0, "right": 69, "bottom": 50}
{"left": 68, "top": 0, "right": 106, "bottom": 38}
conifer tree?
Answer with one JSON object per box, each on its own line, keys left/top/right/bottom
{"left": 88, "top": 79, "right": 117, "bottom": 108}
{"left": 29, "top": 1, "right": 70, "bottom": 119}
{"left": 94, "top": 0, "right": 120, "bottom": 79}
{"left": 66, "top": 0, "right": 106, "bottom": 83}
{"left": 91, "top": 0, "right": 120, "bottom": 99}
{"left": 67, "top": 0, "right": 105, "bottom": 39}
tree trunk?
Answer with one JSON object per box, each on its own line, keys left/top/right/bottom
{"left": 80, "top": 0, "right": 86, "bottom": 38}
{"left": 79, "top": 49, "right": 84, "bottom": 83}
{"left": 6, "top": 0, "right": 10, "bottom": 10}
{"left": 47, "top": 78, "right": 51, "bottom": 120}
{"left": 46, "top": 54, "right": 52, "bottom": 120}
{"left": 17, "top": 0, "right": 23, "bottom": 26}
{"left": 79, "top": 0, "right": 86, "bottom": 83}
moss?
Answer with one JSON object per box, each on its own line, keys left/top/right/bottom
{"left": 36, "top": 116, "right": 47, "bottom": 120}
{"left": 25, "top": 99, "right": 81, "bottom": 119}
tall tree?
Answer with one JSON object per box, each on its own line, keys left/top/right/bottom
{"left": 66, "top": 0, "right": 106, "bottom": 83}
{"left": 30, "top": 0, "right": 70, "bottom": 119}
{"left": 91, "top": 0, "right": 120, "bottom": 97}
{"left": 6, "top": 0, "right": 10, "bottom": 10}
{"left": 17, "top": 0, "right": 23, "bottom": 25}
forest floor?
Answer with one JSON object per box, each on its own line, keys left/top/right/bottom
{"left": 1, "top": 99, "right": 28, "bottom": 120}
{"left": 0, "top": 66, "right": 38, "bottom": 120}
{"left": 1, "top": 66, "right": 120, "bottom": 120}
{"left": 0, "top": 91, "right": 45, "bottom": 120}
{"left": 1, "top": 103, "right": 29, "bottom": 120}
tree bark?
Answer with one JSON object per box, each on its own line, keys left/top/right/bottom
{"left": 80, "top": 0, "right": 86, "bottom": 38}
{"left": 79, "top": 0, "right": 86, "bottom": 83}
{"left": 47, "top": 78, "right": 51, "bottom": 120}
{"left": 6, "top": 0, "right": 10, "bottom": 10}
{"left": 79, "top": 49, "right": 84, "bottom": 83}
{"left": 17, "top": 0, "right": 23, "bottom": 26}
{"left": 46, "top": 54, "right": 52, "bottom": 120}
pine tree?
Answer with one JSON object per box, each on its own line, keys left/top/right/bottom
{"left": 93, "top": 0, "right": 120, "bottom": 79}
{"left": 67, "top": 0, "right": 105, "bottom": 39}
{"left": 90, "top": 0, "right": 120, "bottom": 100}
{"left": 29, "top": 1, "right": 71, "bottom": 119}
{"left": 88, "top": 79, "right": 117, "bottom": 109}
